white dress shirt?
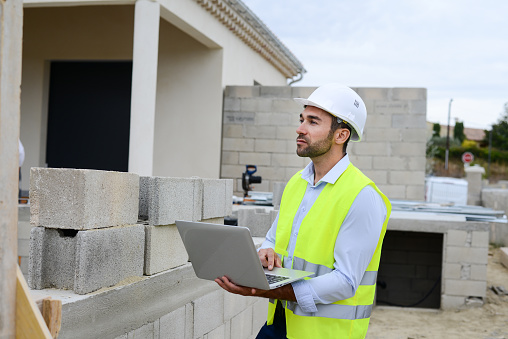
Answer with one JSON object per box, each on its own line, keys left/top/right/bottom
{"left": 259, "top": 154, "right": 387, "bottom": 312}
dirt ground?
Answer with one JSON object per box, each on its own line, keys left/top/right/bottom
{"left": 366, "top": 247, "right": 508, "bottom": 339}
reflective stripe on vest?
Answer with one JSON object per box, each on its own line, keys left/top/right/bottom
{"left": 286, "top": 302, "right": 372, "bottom": 320}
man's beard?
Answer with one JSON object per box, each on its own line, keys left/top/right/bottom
{"left": 296, "top": 129, "right": 334, "bottom": 158}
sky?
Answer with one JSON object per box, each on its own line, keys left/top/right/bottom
{"left": 241, "top": 0, "right": 508, "bottom": 130}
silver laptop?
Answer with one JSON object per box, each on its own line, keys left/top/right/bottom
{"left": 176, "top": 220, "right": 314, "bottom": 290}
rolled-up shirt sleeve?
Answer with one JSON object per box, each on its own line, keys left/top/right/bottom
{"left": 292, "top": 186, "right": 386, "bottom": 311}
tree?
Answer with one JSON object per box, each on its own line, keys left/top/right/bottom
{"left": 484, "top": 102, "right": 508, "bottom": 150}
{"left": 453, "top": 121, "right": 465, "bottom": 143}
{"left": 432, "top": 123, "right": 441, "bottom": 138}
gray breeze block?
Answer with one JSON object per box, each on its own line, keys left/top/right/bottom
{"left": 139, "top": 176, "right": 203, "bottom": 226}
{"left": 144, "top": 224, "right": 189, "bottom": 275}
{"left": 202, "top": 178, "right": 233, "bottom": 219}
{"left": 30, "top": 167, "right": 139, "bottom": 230}
{"left": 29, "top": 225, "right": 144, "bottom": 294}
{"left": 237, "top": 208, "right": 277, "bottom": 237}
{"left": 139, "top": 177, "right": 233, "bottom": 225}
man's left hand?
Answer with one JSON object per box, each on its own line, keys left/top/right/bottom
{"left": 215, "top": 276, "right": 269, "bottom": 297}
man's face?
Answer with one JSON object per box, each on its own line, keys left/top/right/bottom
{"left": 296, "top": 106, "right": 334, "bottom": 158}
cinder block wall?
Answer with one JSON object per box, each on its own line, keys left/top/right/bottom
{"left": 222, "top": 86, "right": 427, "bottom": 200}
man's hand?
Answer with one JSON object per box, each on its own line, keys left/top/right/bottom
{"left": 258, "top": 248, "right": 282, "bottom": 270}
{"left": 214, "top": 276, "right": 269, "bottom": 297}
{"left": 214, "top": 276, "right": 296, "bottom": 301}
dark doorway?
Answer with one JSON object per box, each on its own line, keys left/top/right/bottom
{"left": 46, "top": 61, "right": 132, "bottom": 172}
{"left": 376, "top": 230, "right": 443, "bottom": 309}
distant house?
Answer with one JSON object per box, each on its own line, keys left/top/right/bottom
{"left": 426, "top": 122, "right": 485, "bottom": 143}
{"left": 19, "top": 0, "right": 305, "bottom": 192}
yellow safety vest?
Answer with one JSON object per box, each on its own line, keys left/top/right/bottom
{"left": 267, "top": 163, "right": 391, "bottom": 339}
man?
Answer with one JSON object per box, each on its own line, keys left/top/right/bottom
{"left": 216, "top": 84, "right": 391, "bottom": 339}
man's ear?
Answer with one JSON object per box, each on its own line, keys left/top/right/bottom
{"left": 334, "top": 128, "right": 350, "bottom": 145}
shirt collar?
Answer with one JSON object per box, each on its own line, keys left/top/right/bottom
{"left": 300, "top": 154, "right": 350, "bottom": 187}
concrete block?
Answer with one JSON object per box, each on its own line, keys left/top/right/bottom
{"left": 390, "top": 142, "right": 426, "bottom": 157}
{"left": 471, "top": 231, "right": 489, "bottom": 248}
{"left": 18, "top": 204, "right": 30, "bottom": 222}
{"left": 391, "top": 88, "right": 427, "bottom": 101}
{"left": 391, "top": 114, "right": 426, "bottom": 129}
{"left": 348, "top": 155, "right": 373, "bottom": 170}
{"left": 230, "top": 307, "right": 253, "bottom": 339}
{"left": 376, "top": 184, "right": 406, "bottom": 200}
{"left": 252, "top": 299, "right": 268, "bottom": 334}
{"left": 500, "top": 247, "right": 508, "bottom": 269}
{"left": 362, "top": 113, "right": 392, "bottom": 128}
{"left": 221, "top": 164, "right": 245, "bottom": 179}
{"left": 291, "top": 86, "right": 316, "bottom": 99}
{"left": 259, "top": 86, "right": 291, "bottom": 98}
{"left": 373, "top": 156, "right": 406, "bottom": 170}
{"left": 193, "top": 289, "right": 224, "bottom": 338}
{"left": 444, "top": 279, "right": 487, "bottom": 297}
{"left": 239, "top": 152, "right": 272, "bottom": 166}
{"left": 222, "top": 151, "right": 239, "bottom": 165}
{"left": 30, "top": 167, "right": 139, "bottom": 230}
{"left": 240, "top": 97, "right": 273, "bottom": 113}
{"left": 361, "top": 170, "right": 388, "bottom": 185}
{"left": 237, "top": 208, "right": 272, "bottom": 237}
{"left": 223, "top": 125, "right": 244, "bottom": 139}
{"left": 244, "top": 125, "right": 277, "bottom": 139}
{"left": 349, "top": 142, "right": 390, "bottom": 156}
{"left": 224, "top": 86, "right": 260, "bottom": 98}
{"left": 470, "top": 264, "right": 487, "bottom": 281}
{"left": 255, "top": 112, "right": 291, "bottom": 126}
{"left": 271, "top": 153, "right": 305, "bottom": 168}
{"left": 364, "top": 128, "right": 402, "bottom": 142}
{"left": 388, "top": 171, "right": 425, "bottom": 186}
{"left": 446, "top": 230, "right": 468, "bottom": 246}
{"left": 223, "top": 111, "right": 256, "bottom": 125}
{"left": 140, "top": 176, "right": 203, "bottom": 226}
{"left": 276, "top": 126, "right": 297, "bottom": 140}
{"left": 441, "top": 295, "right": 466, "bottom": 310}
{"left": 18, "top": 220, "right": 32, "bottom": 240}
{"left": 254, "top": 139, "right": 287, "bottom": 153}
{"left": 203, "top": 323, "right": 227, "bottom": 339}
{"left": 222, "top": 138, "right": 255, "bottom": 152}
{"left": 29, "top": 225, "right": 144, "bottom": 294}
{"left": 272, "top": 99, "right": 300, "bottom": 113}
{"left": 202, "top": 179, "right": 232, "bottom": 219}
{"left": 374, "top": 101, "right": 410, "bottom": 114}
{"left": 445, "top": 246, "right": 489, "bottom": 265}
{"left": 401, "top": 128, "right": 427, "bottom": 142}
{"left": 144, "top": 225, "right": 189, "bottom": 275}
{"left": 405, "top": 185, "right": 425, "bottom": 201}
{"left": 160, "top": 303, "right": 193, "bottom": 339}
{"left": 224, "top": 292, "right": 256, "bottom": 320}
{"left": 272, "top": 182, "right": 286, "bottom": 208}
{"left": 131, "top": 321, "right": 155, "bottom": 338}
{"left": 223, "top": 97, "right": 241, "bottom": 111}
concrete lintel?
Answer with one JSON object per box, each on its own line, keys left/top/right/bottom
{"left": 388, "top": 213, "right": 490, "bottom": 234}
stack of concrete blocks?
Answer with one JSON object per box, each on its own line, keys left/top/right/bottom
{"left": 140, "top": 176, "right": 233, "bottom": 275}
{"left": 28, "top": 168, "right": 144, "bottom": 295}
{"left": 441, "top": 228, "right": 489, "bottom": 309}
{"left": 17, "top": 205, "right": 31, "bottom": 275}
{"left": 222, "top": 86, "right": 427, "bottom": 201}
{"left": 113, "top": 291, "right": 268, "bottom": 339}
{"left": 481, "top": 188, "right": 508, "bottom": 246}
{"left": 465, "top": 164, "right": 485, "bottom": 205}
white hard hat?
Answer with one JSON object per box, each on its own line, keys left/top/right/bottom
{"left": 294, "top": 84, "right": 367, "bottom": 141}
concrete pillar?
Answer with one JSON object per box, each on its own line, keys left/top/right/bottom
{"left": 0, "top": 0, "right": 23, "bottom": 337}
{"left": 465, "top": 165, "right": 485, "bottom": 206}
{"left": 128, "top": 0, "right": 160, "bottom": 176}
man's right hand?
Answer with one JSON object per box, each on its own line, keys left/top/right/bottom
{"left": 258, "top": 248, "right": 282, "bottom": 270}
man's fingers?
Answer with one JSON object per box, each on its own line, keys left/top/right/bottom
{"left": 275, "top": 255, "right": 282, "bottom": 268}
{"left": 266, "top": 250, "right": 275, "bottom": 270}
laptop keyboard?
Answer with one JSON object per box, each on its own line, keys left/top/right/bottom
{"left": 266, "top": 274, "right": 290, "bottom": 285}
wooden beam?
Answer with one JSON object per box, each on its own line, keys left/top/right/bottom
{"left": 43, "top": 298, "right": 62, "bottom": 338}
{"left": 16, "top": 265, "right": 52, "bottom": 339}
